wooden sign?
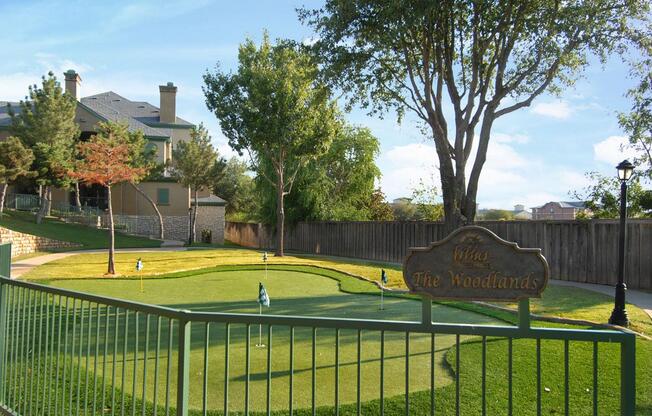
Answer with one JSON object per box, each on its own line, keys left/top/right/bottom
{"left": 403, "top": 226, "right": 549, "bottom": 301}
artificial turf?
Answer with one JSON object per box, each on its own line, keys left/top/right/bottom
{"left": 31, "top": 265, "right": 650, "bottom": 415}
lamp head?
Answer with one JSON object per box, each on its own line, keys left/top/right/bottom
{"left": 616, "top": 159, "right": 635, "bottom": 182}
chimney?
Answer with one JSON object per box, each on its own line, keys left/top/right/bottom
{"left": 159, "top": 82, "right": 177, "bottom": 123}
{"left": 64, "top": 69, "right": 81, "bottom": 100}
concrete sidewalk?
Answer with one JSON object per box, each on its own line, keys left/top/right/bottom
{"left": 550, "top": 279, "right": 652, "bottom": 320}
{"left": 10, "top": 245, "right": 188, "bottom": 278}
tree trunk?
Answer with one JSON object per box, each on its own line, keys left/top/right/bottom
{"left": 276, "top": 171, "right": 285, "bottom": 257}
{"left": 0, "top": 183, "right": 7, "bottom": 215}
{"left": 129, "top": 182, "right": 164, "bottom": 240}
{"left": 36, "top": 185, "right": 51, "bottom": 224}
{"left": 106, "top": 185, "right": 116, "bottom": 275}
{"left": 189, "top": 188, "right": 199, "bottom": 245}
{"left": 45, "top": 187, "right": 52, "bottom": 216}
{"left": 74, "top": 182, "right": 82, "bottom": 212}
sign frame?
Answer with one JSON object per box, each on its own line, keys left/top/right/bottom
{"left": 403, "top": 225, "right": 550, "bottom": 302}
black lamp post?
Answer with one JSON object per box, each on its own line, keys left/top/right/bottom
{"left": 608, "top": 159, "right": 635, "bottom": 327}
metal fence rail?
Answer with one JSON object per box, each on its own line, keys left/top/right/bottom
{"left": 0, "top": 275, "right": 636, "bottom": 416}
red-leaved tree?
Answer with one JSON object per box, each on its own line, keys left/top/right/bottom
{"left": 70, "top": 124, "right": 146, "bottom": 275}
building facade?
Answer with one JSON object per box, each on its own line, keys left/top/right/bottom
{"left": 0, "top": 70, "right": 225, "bottom": 243}
{"left": 531, "top": 201, "right": 588, "bottom": 220}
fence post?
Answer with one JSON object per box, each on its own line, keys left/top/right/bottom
{"left": 176, "top": 313, "right": 191, "bottom": 416}
{"left": 621, "top": 333, "right": 636, "bottom": 415}
{"left": 0, "top": 280, "right": 6, "bottom": 403}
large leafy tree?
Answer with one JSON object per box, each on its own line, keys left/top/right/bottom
{"left": 70, "top": 124, "right": 147, "bottom": 275}
{"left": 300, "top": 0, "right": 650, "bottom": 231}
{"left": 257, "top": 125, "right": 381, "bottom": 223}
{"left": 204, "top": 34, "right": 338, "bottom": 255}
{"left": 0, "top": 137, "right": 35, "bottom": 215}
{"left": 9, "top": 72, "right": 78, "bottom": 223}
{"left": 172, "top": 124, "right": 226, "bottom": 245}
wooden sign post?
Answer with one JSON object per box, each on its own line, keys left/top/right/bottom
{"left": 404, "top": 226, "right": 549, "bottom": 329}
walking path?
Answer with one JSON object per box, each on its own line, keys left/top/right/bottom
{"left": 10, "top": 243, "right": 188, "bottom": 278}
{"left": 550, "top": 279, "right": 652, "bottom": 320}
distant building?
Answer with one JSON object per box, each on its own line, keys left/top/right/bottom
{"left": 531, "top": 201, "right": 588, "bottom": 220}
{"left": 513, "top": 204, "right": 532, "bottom": 220}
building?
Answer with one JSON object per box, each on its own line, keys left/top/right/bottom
{"left": 512, "top": 204, "right": 532, "bottom": 220}
{"left": 531, "top": 201, "right": 588, "bottom": 220}
{"left": 0, "top": 70, "right": 225, "bottom": 243}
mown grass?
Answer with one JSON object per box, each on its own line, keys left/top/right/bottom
{"left": 0, "top": 210, "right": 161, "bottom": 250}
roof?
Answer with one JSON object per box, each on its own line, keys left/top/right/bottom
{"left": 532, "top": 201, "right": 587, "bottom": 209}
{"left": 80, "top": 91, "right": 193, "bottom": 138}
{"left": 191, "top": 195, "right": 227, "bottom": 206}
{"left": 1, "top": 90, "right": 194, "bottom": 136}
{"left": 0, "top": 102, "right": 21, "bottom": 128}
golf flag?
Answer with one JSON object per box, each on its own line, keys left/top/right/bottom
{"left": 381, "top": 269, "right": 388, "bottom": 285}
{"left": 263, "top": 252, "right": 268, "bottom": 262}
{"left": 258, "top": 282, "right": 270, "bottom": 307}
{"left": 136, "top": 258, "right": 143, "bottom": 272}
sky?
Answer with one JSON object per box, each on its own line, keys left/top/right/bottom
{"left": 0, "top": 0, "right": 643, "bottom": 210}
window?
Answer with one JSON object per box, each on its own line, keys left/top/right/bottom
{"left": 157, "top": 188, "right": 170, "bottom": 205}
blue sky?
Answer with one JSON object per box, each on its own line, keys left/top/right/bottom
{"left": 1, "top": 0, "right": 642, "bottom": 210}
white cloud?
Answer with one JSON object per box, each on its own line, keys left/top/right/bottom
{"left": 593, "top": 135, "right": 638, "bottom": 166}
{"left": 530, "top": 100, "right": 573, "bottom": 119}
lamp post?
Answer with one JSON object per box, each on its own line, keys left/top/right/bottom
{"left": 608, "top": 159, "right": 635, "bottom": 327}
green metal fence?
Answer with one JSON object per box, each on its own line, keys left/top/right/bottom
{"left": 0, "top": 247, "right": 637, "bottom": 415}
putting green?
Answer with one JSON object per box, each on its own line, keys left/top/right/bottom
{"left": 47, "top": 268, "right": 501, "bottom": 412}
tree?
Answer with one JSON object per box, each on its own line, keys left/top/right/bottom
{"left": 619, "top": 55, "right": 652, "bottom": 178}
{"left": 9, "top": 72, "right": 78, "bottom": 223}
{"left": 204, "top": 33, "right": 338, "bottom": 255}
{"left": 411, "top": 175, "right": 445, "bottom": 221}
{"left": 300, "top": 0, "right": 649, "bottom": 231}
{"left": 256, "top": 125, "right": 381, "bottom": 223}
{"left": 212, "top": 157, "right": 259, "bottom": 220}
{"left": 69, "top": 125, "right": 147, "bottom": 275}
{"left": 0, "top": 137, "right": 35, "bottom": 215}
{"left": 479, "top": 209, "right": 516, "bottom": 221}
{"left": 392, "top": 198, "right": 419, "bottom": 221}
{"left": 172, "top": 124, "right": 226, "bottom": 245}
{"left": 364, "top": 189, "right": 395, "bottom": 221}
{"left": 573, "top": 171, "right": 652, "bottom": 218}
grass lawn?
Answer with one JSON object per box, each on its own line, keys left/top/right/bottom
{"left": 23, "top": 264, "right": 648, "bottom": 415}
{"left": 25, "top": 247, "right": 652, "bottom": 337}
{"left": 0, "top": 210, "right": 161, "bottom": 250}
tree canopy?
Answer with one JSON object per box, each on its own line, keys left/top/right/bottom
{"left": 0, "top": 137, "right": 35, "bottom": 215}
{"left": 300, "top": 0, "right": 650, "bottom": 230}
{"left": 256, "top": 125, "right": 381, "bottom": 224}
{"left": 9, "top": 71, "right": 79, "bottom": 222}
{"left": 204, "top": 33, "right": 338, "bottom": 255}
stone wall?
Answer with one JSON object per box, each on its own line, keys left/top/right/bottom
{"left": 105, "top": 214, "right": 190, "bottom": 242}
{"left": 194, "top": 205, "right": 225, "bottom": 244}
{"left": 0, "top": 226, "right": 81, "bottom": 257}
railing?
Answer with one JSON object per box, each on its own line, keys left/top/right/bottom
{"left": 2, "top": 194, "right": 40, "bottom": 212}
{"left": 0, "top": 245, "right": 637, "bottom": 415}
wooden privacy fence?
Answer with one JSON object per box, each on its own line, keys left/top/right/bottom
{"left": 226, "top": 220, "right": 652, "bottom": 290}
